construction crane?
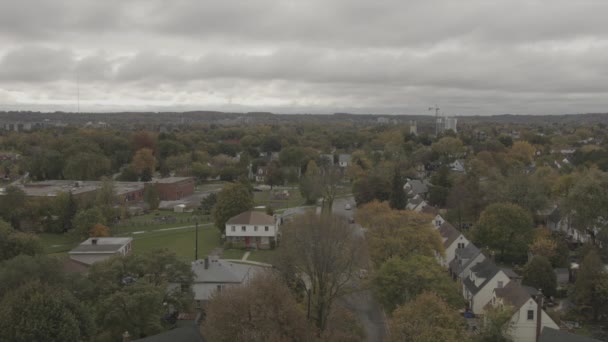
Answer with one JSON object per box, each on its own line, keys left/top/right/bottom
{"left": 428, "top": 105, "right": 440, "bottom": 136}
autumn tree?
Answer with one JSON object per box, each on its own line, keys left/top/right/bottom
{"left": 63, "top": 152, "right": 111, "bottom": 180}
{"left": 373, "top": 256, "right": 463, "bottom": 312}
{"left": 471, "top": 203, "right": 534, "bottom": 263}
{"left": 565, "top": 169, "right": 608, "bottom": 245}
{"left": 132, "top": 148, "right": 157, "bottom": 181}
{"left": 276, "top": 213, "right": 364, "bottom": 332}
{"left": 203, "top": 272, "right": 314, "bottom": 342}
{"left": 212, "top": 183, "right": 254, "bottom": 232}
{"left": 265, "top": 161, "right": 284, "bottom": 188}
{"left": 474, "top": 306, "right": 514, "bottom": 342}
{"left": 0, "top": 281, "right": 94, "bottom": 342}
{"left": 96, "top": 177, "right": 118, "bottom": 224}
{"left": 356, "top": 201, "right": 443, "bottom": 265}
{"left": 522, "top": 256, "right": 557, "bottom": 297}
{"left": 89, "top": 223, "right": 110, "bottom": 237}
{"left": 529, "top": 227, "right": 557, "bottom": 261}
{"left": 431, "top": 136, "right": 464, "bottom": 163}
{"left": 389, "top": 292, "right": 466, "bottom": 342}
{"left": 73, "top": 207, "right": 106, "bottom": 239}
{"left": 143, "top": 185, "right": 160, "bottom": 210}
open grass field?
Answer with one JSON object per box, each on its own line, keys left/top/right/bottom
{"left": 112, "top": 210, "right": 211, "bottom": 234}
{"left": 131, "top": 225, "right": 221, "bottom": 262}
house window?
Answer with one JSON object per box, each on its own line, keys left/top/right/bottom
{"left": 527, "top": 310, "right": 534, "bottom": 320}
{"left": 242, "top": 226, "right": 246, "bottom": 232}
{"left": 265, "top": 226, "right": 269, "bottom": 231}
{"left": 217, "top": 285, "right": 223, "bottom": 292}
{"left": 231, "top": 226, "right": 235, "bottom": 232}
{"left": 254, "top": 226, "right": 258, "bottom": 231}
{"left": 497, "top": 281, "right": 504, "bottom": 288}
{"left": 457, "top": 243, "right": 465, "bottom": 249}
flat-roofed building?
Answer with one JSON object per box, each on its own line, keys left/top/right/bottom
{"left": 68, "top": 237, "right": 133, "bottom": 265}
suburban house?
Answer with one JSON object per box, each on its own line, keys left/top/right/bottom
{"left": 225, "top": 211, "right": 279, "bottom": 249}
{"left": 489, "top": 282, "right": 559, "bottom": 342}
{"left": 462, "top": 259, "right": 512, "bottom": 314}
{"left": 406, "top": 194, "right": 429, "bottom": 212}
{"left": 449, "top": 159, "right": 466, "bottom": 173}
{"left": 431, "top": 213, "right": 446, "bottom": 228}
{"left": 437, "top": 222, "right": 470, "bottom": 267}
{"left": 255, "top": 166, "right": 267, "bottom": 183}
{"left": 178, "top": 255, "right": 269, "bottom": 304}
{"left": 403, "top": 179, "right": 429, "bottom": 199}
{"left": 449, "top": 243, "right": 486, "bottom": 281}
{"left": 68, "top": 237, "right": 133, "bottom": 266}
{"left": 338, "top": 154, "right": 351, "bottom": 168}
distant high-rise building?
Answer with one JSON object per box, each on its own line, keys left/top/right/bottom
{"left": 444, "top": 117, "right": 458, "bottom": 133}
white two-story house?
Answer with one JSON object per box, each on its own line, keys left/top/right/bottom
{"left": 437, "top": 222, "right": 470, "bottom": 267}
{"left": 225, "top": 211, "right": 279, "bottom": 249}
{"left": 490, "top": 282, "right": 559, "bottom": 342}
{"left": 462, "top": 259, "right": 511, "bottom": 314}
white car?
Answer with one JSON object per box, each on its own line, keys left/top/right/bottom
{"left": 345, "top": 204, "right": 352, "bottom": 210}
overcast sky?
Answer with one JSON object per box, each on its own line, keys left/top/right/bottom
{"left": 1, "top": 0, "right": 607, "bottom": 115}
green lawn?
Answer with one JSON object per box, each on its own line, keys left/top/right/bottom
{"left": 132, "top": 226, "right": 221, "bottom": 262}
{"left": 247, "top": 249, "right": 280, "bottom": 264}
{"left": 221, "top": 249, "right": 245, "bottom": 260}
{"left": 39, "top": 233, "right": 79, "bottom": 254}
{"left": 253, "top": 189, "right": 305, "bottom": 209}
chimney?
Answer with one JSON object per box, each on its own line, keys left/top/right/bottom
{"left": 91, "top": 238, "right": 98, "bottom": 245}
{"left": 122, "top": 331, "right": 131, "bottom": 342}
{"left": 204, "top": 257, "right": 209, "bottom": 269}
{"left": 536, "top": 289, "right": 543, "bottom": 342}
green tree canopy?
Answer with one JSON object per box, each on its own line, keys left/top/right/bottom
{"left": 471, "top": 202, "right": 534, "bottom": 263}
{"left": 574, "top": 249, "right": 608, "bottom": 321}
{"left": 73, "top": 207, "right": 106, "bottom": 239}
{"left": 212, "top": 183, "right": 254, "bottom": 232}
{"left": 0, "top": 220, "right": 43, "bottom": 261}
{"left": 373, "top": 255, "right": 463, "bottom": 313}
{"left": 522, "top": 256, "right": 557, "bottom": 297}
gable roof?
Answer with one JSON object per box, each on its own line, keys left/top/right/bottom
{"left": 226, "top": 211, "right": 275, "bottom": 226}
{"left": 463, "top": 259, "right": 501, "bottom": 295}
{"left": 449, "top": 243, "right": 482, "bottom": 275}
{"left": 438, "top": 222, "right": 461, "bottom": 248}
{"left": 405, "top": 179, "right": 428, "bottom": 195}
{"left": 539, "top": 327, "right": 603, "bottom": 342}
{"left": 494, "top": 282, "right": 538, "bottom": 309}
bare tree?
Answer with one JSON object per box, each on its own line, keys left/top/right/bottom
{"left": 276, "top": 213, "right": 365, "bottom": 332}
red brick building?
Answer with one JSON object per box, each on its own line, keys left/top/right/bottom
{"left": 150, "top": 177, "right": 195, "bottom": 201}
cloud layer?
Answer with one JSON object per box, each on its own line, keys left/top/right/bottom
{"left": 1, "top": 0, "right": 607, "bottom": 114}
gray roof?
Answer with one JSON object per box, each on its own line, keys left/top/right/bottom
{"left": 539, "top": 327, "right": 602, "bottom": 342}
{"left": 68, "top": 237, "right": 132, "bottom": 254}
{"left": 463, "top": 259, "right": 501, "bottom": 295}
{"left": 154, "top": 177, "right": 193, "bottom": 184}
{"left": 405, "top": 179, "right": 428, "bottom": 195}
{"left": 501, "top": 267, "right": 521, "bottom": 279}
{"left": 192, "top": 258, "right": 265, "bottom": 284}
{"left": 338, "top": 154, "right": 351, "bottom": 163}
{"left": 494, "top": 282, "right": 538, "bottom": 309}
{"left": 226, "top": 211, "right": 275, "bottom": 226}
{"left": 449, "top": 243, "right": 481, "bottom": 275}
{"left": 438, "top": 222, "right": 461, "bottom": 248}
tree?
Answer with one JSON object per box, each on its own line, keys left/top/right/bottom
{"left": 474, "top": 306, "right": 514, "bottom": 342}
{"left": 265, "top": 161, "right": 284, "bottom": 188}
{"left": 0, "top": 281, "right": 94, "bottom": 342}
{"left": 471, "top": 203, "right": 534, "bottom": 263}
{"left": 89, "top": 223, "right": 110, "bottom": 237}
{"left": 200, "top": 193, "right": 217, "bottom": 215}
{"left": 431, "top": 137, "right": 464, "bottom": 162}
{"left": 144, "top": 185, "right": 160, "bottom": 210}
{"left": 63, "top": 152, "right": 111, "bottom": 180}
{"left": 389, "top": 167, "right": 406, "bottom": 210}
{"left": 0, "top": 220, "right": 43, "bottom": 261}
{"left": 0, "top": 185, "right": 26, "bottom": 228}
{"left": 389, "top": 292, "right": 466, "bottom": 342}
{"left": 132, "top": 148, "right": 157, "bottom": 180}
{"left": 300, "top": 160, "right": 322, "bottom": 205}
{"left": 203, "top": 272, "right": 314, "bottom": 342}
{"left": 565, "top": 169, "right": 608, "bottom": 245}
{"left": 522, "top": 256, "right": 557, "bottom": 297}
{"left": 429, "top": 166, "right": 452, "bottom": 207}
{"left": 574, "top": 249, "right": 608, "bottom": 321}
{"left": 276, "top": 213, "right": 364, "bottom": 332}
{"left": 88, "top": 249, "right": 194, "bottom": 340}
{"left": 54, "top": 191, "right": 78, "bottom": 233}
{"left": 96, "top": 177, "right": 118, "bottom": 224}
{"left": 73, "top": 207, "right": 106, "bottom": 239}
{"left": 212, "top": 183, "right": 254, "bottom": 233}
{"left": 373, "top": 256, "right": 463, "bottom": 312}
{"left": 528, "top": 227, "right": 557, "bottom": 261}
{"left": 356, "top": 201, "right": 444, "bottom": 265}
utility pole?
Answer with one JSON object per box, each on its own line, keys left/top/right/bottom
{"left": 428, "top": 105, "right": 440, "bottom": 136}
{"left": 194, "top": 220, "right": 199, "bottom": 260}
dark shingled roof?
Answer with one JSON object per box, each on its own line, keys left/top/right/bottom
{"left": 226, "top": 211, "right": 275, "bottom": 226}
{"left": 438, "top": 222, "right": 461, "bottom": 248}
{"left": 463, "top": 259, "right": 501, "bottom": 295}
{"left": 539, "top": 327, "right": 603, "bottom": 342}
{"left": 449, "top": 243, "right": 481, "bottom": 275}
{"left": 405, "top": 179, "right": 429, "bottom": 195}
{"left": 494, "top": 282, "right": 538, "bottom": 309}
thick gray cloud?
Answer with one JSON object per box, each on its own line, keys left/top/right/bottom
{"left": 0, "top": 0, "right": 607, "bottom": 114}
